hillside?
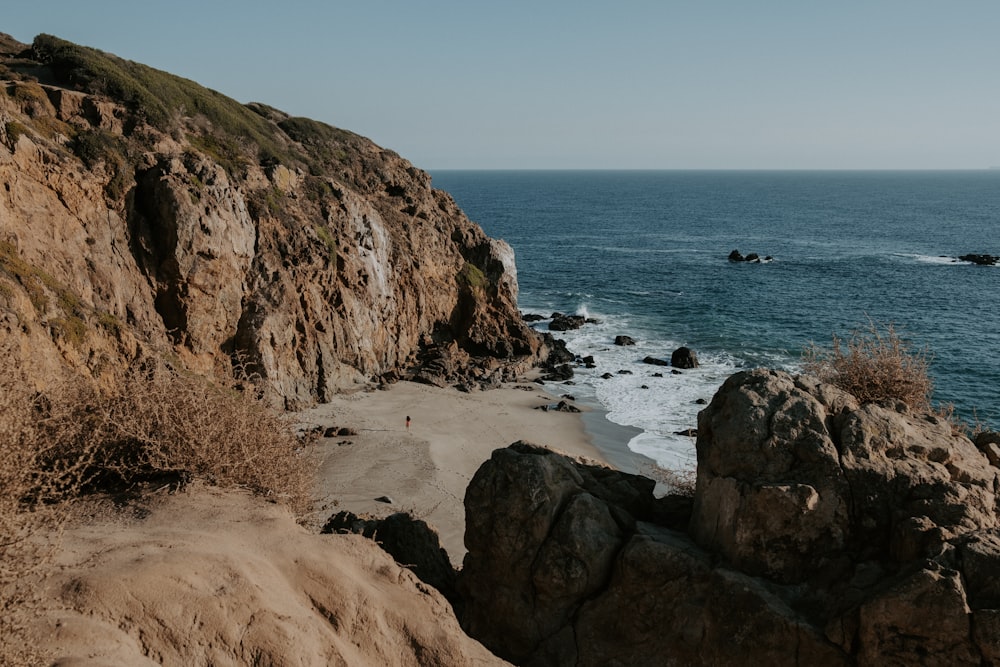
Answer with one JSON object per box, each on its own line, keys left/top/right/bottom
{"left": 0, "top": 32, "right": 543, "bottom": 407}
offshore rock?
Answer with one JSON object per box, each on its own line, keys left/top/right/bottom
{"left": 671, "top": 346, "right": 699, "bottom": 369}
{"left": 460, "top": 371, "right": 1000, "bottom": 665}
{"left": 958, "top": 253, "right": 999, "bottom": 266}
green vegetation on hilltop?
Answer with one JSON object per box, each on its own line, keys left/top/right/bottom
{"left": 29, "top": 34, "right": 294, "bottom": 170}
{"left": 278, "top": 116, "right": 356, "bottom": 171}
{"left": 13, "top": 34, "right": 375, "bottom": 186}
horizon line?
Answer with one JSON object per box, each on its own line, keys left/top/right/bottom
{"left": 427, "top": 167, "right": 1000, "bottom": 172}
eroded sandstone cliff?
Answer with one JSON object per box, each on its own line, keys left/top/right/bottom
{"left": 0, "top": 33, "right": 541, "bottom": 406}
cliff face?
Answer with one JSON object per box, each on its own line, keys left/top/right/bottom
{"left": 0, "top": 33, "right": 540, "bottom": 407}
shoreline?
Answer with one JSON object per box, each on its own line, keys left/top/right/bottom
{"left": 297, "top": 379, "right": 611, "bottom": 565}
{"left": 579, "top": 405, "right": 657, "bottom": 475}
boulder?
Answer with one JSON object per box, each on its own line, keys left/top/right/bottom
{"left": 976, "top": 431, "right": 1000, "bottom": 467}
{"left": 692, "top": 369, "right": 997, "bottom": 581}
{"left": 614, "top": 335, "right": 636, "bottom": 346}
{"left": 671, "top": 346, "right": 699, "bottom": 369}
{"left": 542, "top": 364, "right": 574, "bottom": 382}
{"left": 549, "top": 313, "right": 587, "bottom": 331}
{"left": 459, "top": 370, "right": 1000, "bottom": 665}
{"left": 641, "top": 356, "right": 669, "bottom": 367}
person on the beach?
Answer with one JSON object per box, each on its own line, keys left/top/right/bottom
{"left": 406, "top": 415, "right": 411, "bottom": 430}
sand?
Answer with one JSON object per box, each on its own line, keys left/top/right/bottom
{"left": 24, "top": 379, "right": 651, "bottom": 664}
{"left": 32, "top": 483, "right": 508, "bottom": 666}
{"left": 297, "top": 379, "right": 648, "bottom": 564}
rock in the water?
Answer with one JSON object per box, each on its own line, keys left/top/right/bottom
{"left": 542, "top": 364, "right": 574, "bottom": 382}
{"left": 671, "top": 346, "right": 699, "bottom": 369}
{"left": 728, "top": 249, "right": 772, "bottom": 263}
{"left": 959, "top": 253, "right": 999, "bottom": 266}
{"left": 614, "top": 335, "right": 636, "bottom": 346}
{"left": 642, "top": 356, "right": 669, "bottom": 367}
{"left": 549, "top": 313, "right": 587, "bottom": 331}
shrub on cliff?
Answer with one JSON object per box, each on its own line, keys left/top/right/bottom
{"left": 0, "top": 368, "right": 96, "bottom": 666}
{"left": 1, "top": 355, "right": 314, "bottom": 661}
{"left": 803, "top": 321, "right": 933, "bottom": 411}
{"left": 73, "top": 361, "right": 314, "bottom": 513}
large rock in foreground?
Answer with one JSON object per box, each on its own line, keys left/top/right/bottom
{"left": 35, "top": 485, "right": 507, "bottom": 666}
{"left": 692, "top": 370, "right": 998, "bottom": 582}
{"left": 459, "top": 371, "right": 1000, "bottom": 666}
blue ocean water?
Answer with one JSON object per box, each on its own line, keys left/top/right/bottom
{"left": 432, "top": 170, "right": 1000, "bottom": 469}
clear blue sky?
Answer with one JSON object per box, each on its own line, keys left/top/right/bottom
{"left": 6, "top": 2, "right": 999, "bottom": 169}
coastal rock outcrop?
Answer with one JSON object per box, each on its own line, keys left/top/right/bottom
{"left": 0, "top": 33, "right": 541, "bottom": 407}
{"left": 548, "top": 312, "right": 586, "bottom": 331}
{"left": 959, "top": 253, "right": 999, "bottom": 266}
{"left": 728, "top": 249, "right": 773, "bottom": 263}
{"left": 458, "top": 370, "right": 1000, "bottom": 665}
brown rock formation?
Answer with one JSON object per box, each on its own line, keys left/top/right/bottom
{"left": 0, "top": 33, "right": 541, "bottom": 406}
{"left": 459, "top": 370, "right": 1000, "bottom": 666}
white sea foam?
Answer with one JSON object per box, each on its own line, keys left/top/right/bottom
{"left": 528, "top": 306, "right": 740, "bottom": 472}
{"left": 897, "top": 253, "right": 961, "bottom": 265}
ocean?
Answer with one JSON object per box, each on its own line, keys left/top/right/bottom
{"left": 431, "top": 170, "right": 1000, "bottom": 471}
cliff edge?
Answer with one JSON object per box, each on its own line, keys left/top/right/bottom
{"left": 0, "top": 33, "right": 541, "bottom": 407}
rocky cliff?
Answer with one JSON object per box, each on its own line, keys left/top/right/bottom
{"left": 459, "top": 370, "right": 1000, "bottom": 666}
{"left": 0, "top": 33, "right": 541, "bottom": 406}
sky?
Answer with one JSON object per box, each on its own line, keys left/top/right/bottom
{"left": 6, "top": 2, "right": 1000, "bottom": 170}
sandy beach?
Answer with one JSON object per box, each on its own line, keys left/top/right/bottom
{"left": 297, "top": 379, "right": 649, "bottom": 564}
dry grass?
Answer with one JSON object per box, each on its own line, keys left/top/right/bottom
{"left": 99, "top": 362, "right": 314, "bottom": 512}
{"left": 0, "top": 368, "right": 97, "bottom": 665}
{"left": 0, "top": 357, "right": 314, "bottom": 664}
{"left": 803, "top": 321, "right": 933, "bottom": 412}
